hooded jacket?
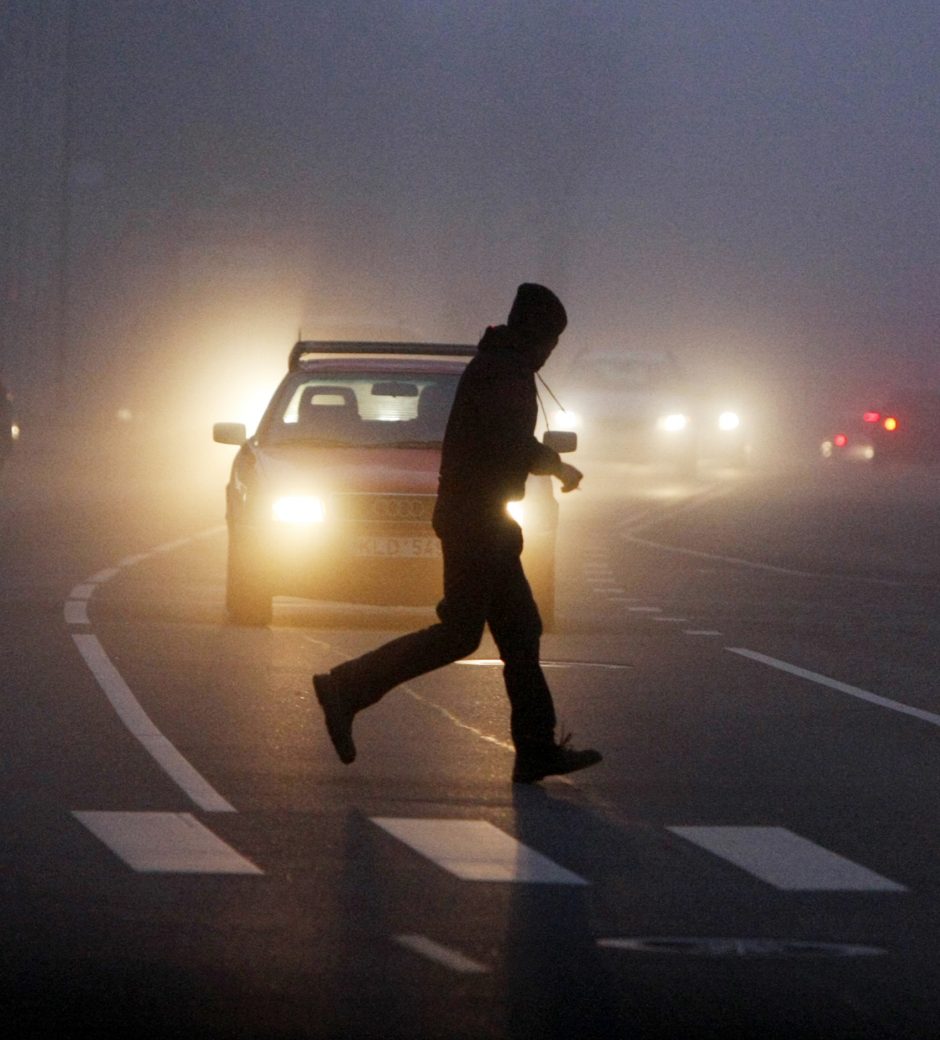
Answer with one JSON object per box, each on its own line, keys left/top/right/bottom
{"left": 432, "top": 324, "right": 562, "bottom": 540}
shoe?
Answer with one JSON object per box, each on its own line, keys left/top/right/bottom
{"left": 313, "top": 673, "right": 356, "bottom": 764}
{"left": 512, "top": 736, "right": 602, "bottom": 784}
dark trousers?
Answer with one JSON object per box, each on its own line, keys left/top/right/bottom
{"left": 329, "top": 528, "right": 557, "bottom": 751}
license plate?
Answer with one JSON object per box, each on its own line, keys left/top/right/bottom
{"left": 352, "top": 535, "right": 441, "bottom": 558}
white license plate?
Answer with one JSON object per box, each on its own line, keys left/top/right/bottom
{"left": 352, "top": 535, "right": 441, "bottom": 558}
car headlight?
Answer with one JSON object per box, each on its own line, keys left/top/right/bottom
{"left": 506, "top": 500, "right": 525, "bottom": 525}
{"left": 272, "top": 495, "right": 326, "bottom": 524}
{"left": 10, "top": 422, "right": 20, "bottom": 441}
{"left": 656, "top": 413, "right": 689, "bottom": 433}
{"left": 551, "top": 409, "right": 581, "bottom": 432}
{"left": 717, "top": 411, "right": 741, "bottom": 431}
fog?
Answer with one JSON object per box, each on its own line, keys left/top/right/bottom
{"left": 1, "top": 1, "right": 938, "bottom": 436}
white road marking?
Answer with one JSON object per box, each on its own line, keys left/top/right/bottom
{"left": 372, "top": 818, "right": 588, "bottom": 885}
{"left": 69, "top": 583, "right": 96, "bottom": 600}
{"left": 454, "top": 658, "right": 631, "bottom": 670}
{"left": 652, "top": 616, "right": 690, "bottom": 623}
{"left": 728, "top": 647, "right": 940, "bottom": 729}
{"left": 669, "top": 826, "right": 905, "bottom": 892}
{"left": 64, "top": 601, "right": 89, "bottom": 625}
{"left": 592, "top": 585, "right": 625, "bottom": 594}
{"left": 684, "top": 630, "right": 722, "bottom": 637}
{"left": 609, "top": 597, "right": 639, "bottom": 604}
{"left": 394, "top": 935, "right": 490, "bottom": 974}
{"left": 624, "top": 534, "right": 934, "bottom": 589}
{"left": 117, "top": 553, "right": 150, "bottom": 567}
{"left": 153, "top": 537, "right": 193, "bottom": 553}
{"left": 73, "top": 812, "right": 261, "bottom": 873}
{"left": 72, "top": 634, "right": 235, "bottom": 812}
{"left": 628, "top": 606, "right": 662, "bottom": 613}
{"left": 88, "top": 567, "right": 121, "bottom": 583}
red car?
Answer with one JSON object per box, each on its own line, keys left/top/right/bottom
{"left": 821, "top": 391, "right": 940, "bottom": 465}
{"left": 213, "top": 342, "right": 568, "bottom": 626}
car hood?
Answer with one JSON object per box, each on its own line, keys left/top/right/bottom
{"left": 254, "top": 442, "right": 441, "bottom": 495}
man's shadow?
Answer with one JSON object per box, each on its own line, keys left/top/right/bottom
{"left": 500, "top": 783, "right": 624, "bottom": 1039}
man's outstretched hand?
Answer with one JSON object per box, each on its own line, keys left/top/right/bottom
{"left": 557, "top": 462, "right": 583, "bottom": 493}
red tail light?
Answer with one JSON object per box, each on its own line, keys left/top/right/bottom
{"left": 863, "top": 411, "right": 880, "bottom": 423}
{"left": 833, "top": 433, "right": 848, "bottom": 448}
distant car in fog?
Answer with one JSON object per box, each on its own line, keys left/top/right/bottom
{"left": 0, "top": 381, "right": 17, "bottom": 469}
{"left": 212, "top": 341, "right": 570, "bottom": 627}
{"left": 550, "top": 350, "right": 750, "bottom": 474}
{"left": 821, "top": 390, "right": 940, "bottom": 465}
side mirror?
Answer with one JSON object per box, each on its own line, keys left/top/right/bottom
{"left": 213, "top": 422, "right": 247, "bottom": 445}
{"left": 542, "top": 429, "right": 577, "bottom": 454}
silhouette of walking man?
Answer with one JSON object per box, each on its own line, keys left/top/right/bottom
{"left": 313, "top": 284, "right": 602, "bottom": 783}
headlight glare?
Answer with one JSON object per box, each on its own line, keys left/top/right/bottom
{"left": 551, "top": 409, "right": 581, "bottom": 431}
{"left": 718, "top": 411, "right": 741, "bottom": 431}
{"left": 656, "top": 413, "right": 689, "bottom": 433}
{"left": 506, "top": 500, "right": 525, "bottom": 525}
{"left": 272, "top": 495, "right": 326, "bottom": 524}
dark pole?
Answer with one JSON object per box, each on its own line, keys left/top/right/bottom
{"left": 54, "top": 0, "right": 75, "bottom": 414}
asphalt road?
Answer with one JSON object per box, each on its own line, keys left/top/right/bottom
{"left": 1, "top": 430, "right": 938, "bottom": 1039}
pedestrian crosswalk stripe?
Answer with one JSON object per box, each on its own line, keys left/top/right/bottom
{"left": 74, "top": 812, "right": 262, "bottom": 874}
{"left": 394, "top": 935, "right": 490, "bottom": 973}
{"left": 372, "top": 818, "right": 588, "bottom": 885}
{"left": 669, "top": 826, "right": 905, "bottom": 892}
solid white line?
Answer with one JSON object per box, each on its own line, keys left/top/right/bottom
{"left": 64, "top": 601, "right": 89, "bottom": 625}
{"left": 152, "top": 537, "right": 192, "bottom": 553}
{"left": 72, "top": 634, "right": 235, "bottom": 812}
{"left": 454, "top": 659, "right": 632, "bottom": 670}
{"left": 118, "top": 553, "right": 150, "bottom": 567}
{"left": 625, "top": 534, "right": 935, "bottom": 589}
{"left": 628, "top": 606, "right": 661, "bottom": 613}
{"left": 684, "top": 630, "right": 721, "bottom": 636}
{"left": 394, "top": 935, "right": 489, "bottom": 974}
{"left": 669, "top": 826, "right": 905, "bottom": 892}
{"left": 372, "top": 818, "right": 588, "bottom": 885}
{"left": 74, "top": 812, "right": 261, "bottom": 873}
{"left": 728, "top": 647, "right": 940, "bottom": 728}
{"left": 69, "top": 583, "right": 96, "bottom": 600}
{"left": 89, "top": 567, "right": 121, "bottom": 583}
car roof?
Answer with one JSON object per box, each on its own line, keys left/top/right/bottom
{"left": 289, "top": 339, "right": 475, "bottom": 370}
{"left": 292, "top": 356, "right": 468, "bottom": 377}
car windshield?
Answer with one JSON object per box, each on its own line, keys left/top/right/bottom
{"left": 260, "top": 371, "right": 460, "bottom": 448}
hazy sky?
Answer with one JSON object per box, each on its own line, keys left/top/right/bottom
{"left": 2, "top": 0, "right": 938, "bottom": 409}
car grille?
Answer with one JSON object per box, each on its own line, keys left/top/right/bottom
{"left": 334, "top": 493, "right": 436, "bottom": 524}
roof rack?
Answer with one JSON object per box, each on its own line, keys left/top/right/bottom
{"left": 289, "top": 340, "right": 476, "bottom": 371}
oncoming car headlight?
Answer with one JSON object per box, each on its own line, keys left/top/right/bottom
{"left": 717, "top": 411, "right": 741, "bottom": 431}
{"left": 656, "top": 413, "right": 689, "bottom": 433}
{"left": 551, "top": 409, "right": 581, "bottom": 432}
{"left": 506, "top": 500, "right": 525, "bottom": 525}
{"left": 272, "top": 495, "right": 326, "bottom": 524}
